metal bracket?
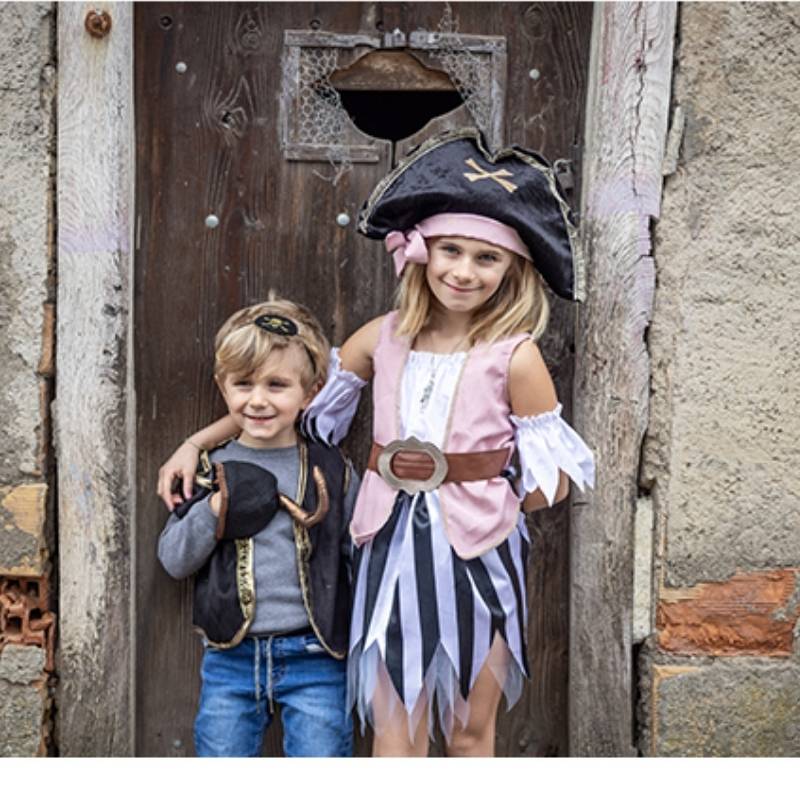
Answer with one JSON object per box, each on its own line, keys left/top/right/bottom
{"left": 553, "top": 158, "right": 575, "bottom": 192}
{"left": 382, "top": 28, "right": 407, "bottom": 49}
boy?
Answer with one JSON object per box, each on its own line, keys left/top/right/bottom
{"left": 158, "top": 297, "right": 358, "bottom": 757}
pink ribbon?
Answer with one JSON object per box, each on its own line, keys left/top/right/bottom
{"left": 385, "top": 228, "right": 429, "bottom": 277}
{"left": 384, "top": 214, "right": 532, "bottom": 278}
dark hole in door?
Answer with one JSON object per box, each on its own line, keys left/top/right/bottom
{"left": 335, "top": 89, "right": 463, "bottom": 142}
{"left": 327, "top": 50, "right": 464, "bottom": 143}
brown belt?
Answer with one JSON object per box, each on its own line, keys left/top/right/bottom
{"left": 368, "top": 439, "right": 509, "bottom": 491}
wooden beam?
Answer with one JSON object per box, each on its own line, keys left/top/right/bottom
{"left": 56, "top": 1, "right": 135, "bottom": 756}
{"left": 330, "top": 50, "right": 455, "bottom": 92}
{"left": 570, "top": 1, "right": 677, "bottom": 756}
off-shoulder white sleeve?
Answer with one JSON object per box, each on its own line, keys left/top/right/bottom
{"left": 302, "top": 348, "right": 367, "bottom": 445}
{"left": 511, "top": 403, "right": 595, "bottom": 506}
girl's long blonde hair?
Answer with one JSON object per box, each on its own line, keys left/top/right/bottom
{"left": 394, "top": 253, "right": 550, "bottom": 346}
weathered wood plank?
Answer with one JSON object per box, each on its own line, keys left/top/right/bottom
{"left": 284, "top": 144, "right": 382, "bottom": 162}
{"left": 396, "top": 1, "right": 593, "bottom": 756}
{"left": 134, "top": 2, "right": 393, "bottom": 756}
{"left": 56, "top": 1, "right": 135, "bottom": 756}
{"left": 503, "top": 1, "right": 592, "bottom": 757}
{"left": 134, "top": 1, "right": 593, "bottom": 758}
{"left": 570, "top": 0, "right": 677, "bottom": 756}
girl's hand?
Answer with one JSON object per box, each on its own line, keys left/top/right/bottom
{"left": 157, "top": 441, "right": 201, "bottom": 512}
{"left": 209, "top": 491, "right": 221, "bottom": 516}
{"left": 156, "top": 415, "right": 241, "bottom": 511}
{"left": 521, "top": 483, "right": 567, "bottom": 512}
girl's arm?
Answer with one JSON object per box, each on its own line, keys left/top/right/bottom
{"left": 157, "top": 415, "right": 240, "bottom": 511}
{"left": 508, "top": 339, "right": 570, "bottom": 512}
{"left": 338, "top": 314, "right": 385, "bottom": 381}
{"left": 300, "top": 314, "right": 384, "bottom": 445}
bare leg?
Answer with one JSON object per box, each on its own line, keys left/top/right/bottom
{"left": 370, "top": 663, "right": 430, "bottom": 757}
{"left": 445, "top": 636, "right": 507, "bottom": 757}
{"left": 372, "top": 706, "right": 430, "bottom": 757}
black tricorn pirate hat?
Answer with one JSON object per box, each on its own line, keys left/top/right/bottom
{"left": 357, "top": 128, "right": 584, "bottom": 301}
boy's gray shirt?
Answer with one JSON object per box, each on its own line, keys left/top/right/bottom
{"left": 158, "top": 439, "right": 359, "bottom": 636}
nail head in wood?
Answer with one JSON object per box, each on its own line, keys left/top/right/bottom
{"left": 85, "top": 10, "right": 112, "bottom": 39}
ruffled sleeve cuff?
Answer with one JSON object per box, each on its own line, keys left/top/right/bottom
{"left": 301, "top": 348, "right": 367, "bottom": 445}
{"left": 511, "top": 403, "right": 596, "bottom": 506}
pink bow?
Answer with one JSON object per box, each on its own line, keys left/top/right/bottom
{"left": 385, "top": 228, "right": 429, "bottom": 277}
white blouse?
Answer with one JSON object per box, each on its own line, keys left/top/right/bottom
{"left": 303, "top": 347, "right": 595, "bottom": 507}
{"left": 400, "top": 350, "right": 468, "bottom": 448}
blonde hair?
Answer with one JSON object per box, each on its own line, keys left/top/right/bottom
{"left": 395, "top": 252, "right": 550, "bottom": 345}
{"left": 214, "top": 293, "right": 329, "bottom": 391}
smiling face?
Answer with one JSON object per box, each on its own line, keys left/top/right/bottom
{"left": 424, "top": 236, "right": 516, "bottom": 318}
{"left": 217, "top": 343, "right": 314, "bottom": 449}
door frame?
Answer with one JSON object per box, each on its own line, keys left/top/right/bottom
{"left": 55, "top": 0, "right": 676, "bottom": 756}
{"left": 56, "top": 2, "right": 136, "bottom": 756}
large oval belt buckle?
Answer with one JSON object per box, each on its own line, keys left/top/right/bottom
{"left": 376, "top": 437, "right": 448, "bottom": 494}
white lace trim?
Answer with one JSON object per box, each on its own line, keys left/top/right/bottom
{"left": 301, "top": 348, "right": 366, "bottom": 445}
{"left": 511, "top": 403, "right": 595, "bottom": 506}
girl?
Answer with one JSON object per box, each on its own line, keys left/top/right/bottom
{"left": 158, "top": 129, "right": 595, "bottom": 756}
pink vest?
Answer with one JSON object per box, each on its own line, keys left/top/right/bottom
{"left": 350, "top": 312, "right": 527, "bottom": 559}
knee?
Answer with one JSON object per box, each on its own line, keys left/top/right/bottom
{"left": 446, "top": 723, "right": 495, "bottom": 757}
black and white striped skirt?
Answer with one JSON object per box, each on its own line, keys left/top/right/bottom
{"left": 347, "top": 490, "right": 530, "bottom": 743}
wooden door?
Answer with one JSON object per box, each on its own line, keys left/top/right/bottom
{"left": 134, "top": 2, "right": 592, "bottom": 756}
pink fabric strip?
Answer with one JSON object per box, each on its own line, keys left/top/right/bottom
{"left": 384, "top": 213, "right": 532, "bottom": 277}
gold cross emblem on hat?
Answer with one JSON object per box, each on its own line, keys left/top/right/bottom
{"left": 463, "top": 158, "right": 518, "bottom": 193}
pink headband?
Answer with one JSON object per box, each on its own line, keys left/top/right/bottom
{"left": 384, "top": 213, "right": 532, "bottom": 277}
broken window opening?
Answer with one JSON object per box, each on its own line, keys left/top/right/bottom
{"left": 330, "top": 88, "right": 463, "bottom": 143}
{"left": 327, "top": 49, "right": 465, "bottom": 143}
{"left": 282, "top": 33, "right": 505, "bottom": 163}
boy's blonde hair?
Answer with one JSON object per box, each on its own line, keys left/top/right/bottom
{"left": 214, "top": 294, "right": 330, "bottom": 391}
{"left": 394, "top": 251, "right": 550, "bottom": 345}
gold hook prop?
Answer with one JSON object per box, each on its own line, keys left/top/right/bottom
{"left": 279, "top": 466, "right": 330, "bottom": 528}
{"left": 463, "top": 158, "right": 518, "bottom": 193}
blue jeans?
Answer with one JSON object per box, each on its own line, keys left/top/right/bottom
{"left": 194, "top": 632, "right": 352, "bottom": 757}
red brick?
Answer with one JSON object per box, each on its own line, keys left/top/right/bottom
{"left": 657, "top": 569, "right": 799, "bottom": 656}
{"left": 0, "top": 575, "right": 56, "bottom": 672}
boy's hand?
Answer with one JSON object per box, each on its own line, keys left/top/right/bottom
{"left": 157, "top": 441, "right": 201, "bottom": 512}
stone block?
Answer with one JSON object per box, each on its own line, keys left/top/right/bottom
{"left": 0, "top": 2, "right": 55, "bottom": 482}
{"left": 646, "top": 660, "right": 800, "bottom": 756}
{"left": 642, "top": 2, "right": 800, "bottom": 587}
{"left": 0, "top": 642, "right": 45, "bottom": 682}
{"left": 0, "top": 644, "right": 46, "bottom": 757}
{"left": 0, "top": 483, "right": 48, "bottom": 574}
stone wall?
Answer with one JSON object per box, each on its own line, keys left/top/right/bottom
{"left": 0, "top": 2, "right": 57, "bottom": 757}
{"left": 640, "top": 2, "right": 800, "bottom": 756}
{"left": 2, "top": 0, "right": 799, "bottom": 758}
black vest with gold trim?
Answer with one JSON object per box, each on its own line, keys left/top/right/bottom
{"left": 191, "top": 439, "right": 351, "bottom": 657}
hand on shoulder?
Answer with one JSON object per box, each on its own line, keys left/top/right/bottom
{"left": 339, "top": 314, "right": 387, "bottom": 381}
{"left": 508, "top": 338, "right": 559, "bottom": 417}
